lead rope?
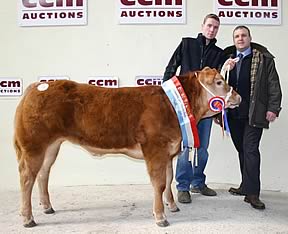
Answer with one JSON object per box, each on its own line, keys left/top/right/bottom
{"left": 219, "top": 57, "right": 241, "bottom": 135}
{"left": 221, "top": 57, "right": 240, "bottom": 84}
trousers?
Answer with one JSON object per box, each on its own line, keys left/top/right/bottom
{"left": 228, "top": 118, "right": 263, "bottom": 195}
{"left": 175, "top": 118, "right": 212, "bottom": 191}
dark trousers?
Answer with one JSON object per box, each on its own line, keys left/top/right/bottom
{"left": 228, "top": 118, "right": 263, "bottom": 195}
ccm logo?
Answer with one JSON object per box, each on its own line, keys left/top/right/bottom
{"left": 39, "top": 78, "right": 61, "bottom": 82}
{"left": 88, "top": 79, "right": 118, "bottom": 88}
{"left": 218, "top": 0, "right": 278, "bottom": 6}
{"left": 0, "top": 80, "right": 21, "bottom": 88}
{"left": 136, "top": 77, "right": 162, "bottom": 86}
{"left": 121, "top": 0, "right": 182, "bottom": 6}
{"left": 38, "top": 77, "right": 69, "bottom": 82}
{"left": 22, "top": 0, "right": 84, "bottom": 8}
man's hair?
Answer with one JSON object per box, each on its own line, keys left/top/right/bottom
{"left": 233, "top": 25, "right": 251, "bottom": 37}
{"left": 203, "top": 14, "right": 220, "bottom": 24}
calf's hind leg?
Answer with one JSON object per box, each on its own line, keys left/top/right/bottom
{"left": 18, "top": 151, "right": 44, "bottom": 227}
{"left": 164, "top": 159, "right": 179, "bottom": 212}
{"left": 37, "top": 140, "right": 62, "bottom": 214}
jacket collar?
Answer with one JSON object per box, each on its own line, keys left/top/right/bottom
{"left": 197, "top": 33, "right": 217, "bottom": 46}
{"left": 224, "top": 42, "right": 274, "bottom": 59}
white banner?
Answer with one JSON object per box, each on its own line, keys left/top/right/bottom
{"left": 135, "top": 76, "right": 163, "bottom": 86}
{"left": 0, "top": 78, "right": 23, "bottom": 97}
{"left": 38, "top": 76, "right": 70, "bottom": 82}
{"left": 18, "top": 0, "right": 87, "bottom": 27}
{"left": 117, "top": 0, "right": 186, "bottom": 24}
{"left": 214, "top": 0, "right": 281, "bottom": 25}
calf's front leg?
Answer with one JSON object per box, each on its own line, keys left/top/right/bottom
{"left": 145, "top": 157, "right": 169, "bottom": 227}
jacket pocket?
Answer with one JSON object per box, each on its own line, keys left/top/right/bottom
{"left": 253, "top": 102, "right": 267, "bottom": 125}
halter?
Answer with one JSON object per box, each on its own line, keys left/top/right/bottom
{"left": 197, "top": 76, "right": 233, "bottom": 106}
{"left": 195, "top": 72, "right": 233, "bottom": 136}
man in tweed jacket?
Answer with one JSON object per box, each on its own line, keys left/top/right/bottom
{"left": 224, "top": 25, "right": 282, "bottom": 210}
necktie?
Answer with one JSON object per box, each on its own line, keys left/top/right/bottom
{"left": 236, "top": 53, "right": 244, "bottom": 80}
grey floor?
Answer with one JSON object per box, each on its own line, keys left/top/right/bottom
{"left": 1, "top": 184, "right": 288, "bottom": 234}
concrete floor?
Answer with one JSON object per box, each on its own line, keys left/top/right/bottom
{"left": 1, "top": 184, "right": 288, "bottom": 234}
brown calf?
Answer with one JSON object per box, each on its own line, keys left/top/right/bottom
{"left": 14, "top": 67, "right": 241, "bottom": 227}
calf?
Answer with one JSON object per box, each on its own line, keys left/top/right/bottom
{"left": 14, "top": 67, "right": 241, "bottom": 227}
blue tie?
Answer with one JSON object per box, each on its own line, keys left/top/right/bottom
{"left": 236, "top": 53, "right": 244, "bottom": 80}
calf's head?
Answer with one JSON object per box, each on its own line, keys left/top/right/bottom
{"left": 196, "top": 67, "right": 241, "bottom": 119}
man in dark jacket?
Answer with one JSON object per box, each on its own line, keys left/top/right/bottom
{"left": 224, "top": 25, "right": 282, "bottom": 209}
{"left": 163, "top": 14, "right": 226, "bottom": 203}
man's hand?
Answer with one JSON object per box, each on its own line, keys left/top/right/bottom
{"left": 226, "top": 58, "right": 238, "bottom": 71}
{"left": 266, "top": 111, "right": 277, "bottom": 122}
{"left": 220, "top": 58, "right": 239, "bottom": 77}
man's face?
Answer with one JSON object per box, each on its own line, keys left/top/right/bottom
{"left": 233, "top": 28, "right": 252, "bottom": 52}
{"left": 201, "top": 18, "right": 220, "bottom": 40}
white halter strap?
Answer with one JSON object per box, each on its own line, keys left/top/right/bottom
{"left": 196, "top": 72, "right": 233, "bottom": 106}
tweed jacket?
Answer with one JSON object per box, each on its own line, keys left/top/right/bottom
{"left": 224, "top": 42, "right": 282, "bottom": 129}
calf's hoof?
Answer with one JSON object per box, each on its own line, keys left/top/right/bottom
{"left": 169, "top": 206, "right": 180, "bottom": 212}
{"left": 165, "top": 201, "right": 180, "bottom": 212}
{"left": 23, "top": 220, "right": 37, "bottom": 228}
{"left": 44, "top": 207, "right": 55, "bottom": 214}
{"left": 156, "top": 219, "right": 169, "bottom": 227}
